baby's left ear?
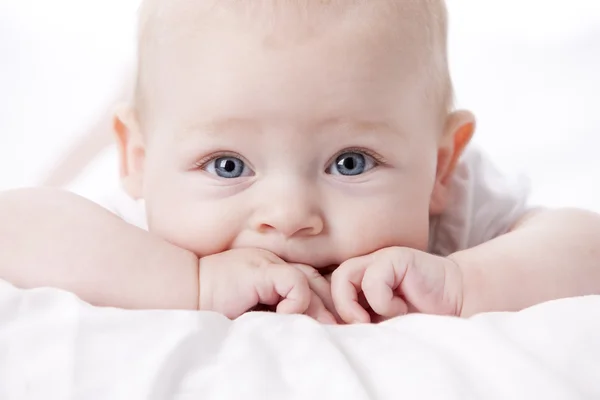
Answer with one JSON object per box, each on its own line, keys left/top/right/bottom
{"left": 429, "top": 110, "right": 475, "bottom": 215}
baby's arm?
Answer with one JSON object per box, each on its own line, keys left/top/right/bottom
{"left": 0, "top": 188, "right": 334, "bottom": 320}
{"left": 330, "top": 208, "right": 600, "bottom": 323}
{"left": 453, "top": 208, "right": 600, "bottom": 317}
{"left": 0, "top": 188, "right": 200, "bottom": 310}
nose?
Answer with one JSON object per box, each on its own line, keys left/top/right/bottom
{"left": 256, "top": 213, "right": 324, "bottom": 238}
{"left": 251, "top": 182, "right": 324, "bottom": 238}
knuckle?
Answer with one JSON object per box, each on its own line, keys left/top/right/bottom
{"left": 330, "top": 270, "right": 342, "bottom": 284}
{"left": 361, "top": 267, "right": 375, "bottom": 283}
{"left": 289, "top": 267, "right": 309, "bottom": 284}
{"left": 361, "top": 276, "right": 379, "bottom": 294}
{"left": 381, "top": 246, "right": 415, "bottom": 267}
{"left": 255, "top": 257, "right": 273, "bottom": 271}
{"left": 331, "top": 264, "right": 347, "bottom": 280}
{"left": 238, "top": 248, "right": 283, "bottom": 266}
{"left": 381, "top": 246, "right": 406, "bottom": 258}
{"left": 292, "top": 264, "right": 323, "bottom": 282}
{"left": 256, "top": 249, "right": 284, "bottom": 263}
{"left": 291, "top": 263, "right": 309, "bottom": 274}
{"left": 305, "top": 266, "right": 322, "bottom": 281}
{"left": 253, "top": 256, "right": 285, "bottom": 271}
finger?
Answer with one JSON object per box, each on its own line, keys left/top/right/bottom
{"left": 262, "top": 265, "right": 311, "bottom": 315}
{"left": 331, "top": 258, "right": 371, "bottom": 324}
{"left": 304, "top": 291, "right": 337, "bottom": 324}
{"left": 361, "top": 262, "right": 408, "bottom": 318}
{"left": 290, "top": 264, "right": 340, "bottom": 322}
{"left": 324, "top": 273, "right": 348, "bottom": 322}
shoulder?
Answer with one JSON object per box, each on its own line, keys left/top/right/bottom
{"left": 429, "top": 146, "right": 532, "bottom": 256}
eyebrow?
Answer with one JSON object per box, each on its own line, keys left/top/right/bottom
{"left": 317, "top": 117, "right": 401, "bottom": 137}
{"left": 176, "top": 117, "right": 261, "bottom": 141}
{"left": 176, "top": 116, "right": 400, "bottom": 142}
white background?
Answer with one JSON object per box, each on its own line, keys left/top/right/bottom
{"left": 1, "top": 0, "right": 600, "bottom": 210}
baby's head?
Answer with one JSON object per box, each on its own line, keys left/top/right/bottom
{"left": 115, "top": 0, "right": 475, "bottom": 268}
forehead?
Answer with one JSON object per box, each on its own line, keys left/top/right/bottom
{"left": 138, "top": 0, "right": 441, "bottom": 74}
{"left": 136, "top": 0, "right": 446, "bottom": 128}
{"left": 138, "top": 0, "right": 440, "bottom": 40}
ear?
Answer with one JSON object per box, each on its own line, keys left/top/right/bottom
{"left": 113, "top": 105, "right": 146, "bottom": 200}
{"left": 429, "top": 110, "right": 475, "bottom": 215}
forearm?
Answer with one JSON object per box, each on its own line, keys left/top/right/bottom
{"left": 0, "top": 188, "right": 199, "bottom": 310}
{"left": 451, "top": 208, "right": 600, "bottom": 317}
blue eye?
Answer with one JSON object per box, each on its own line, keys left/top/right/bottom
{"left": 204, "top": 156, "right": 252, "bottom": 178}
{"left": 328, "top": 152, "right": 377, "bottom": 176}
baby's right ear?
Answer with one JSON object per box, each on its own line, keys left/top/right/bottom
{"left": 113, "top": 105, "right": 145, "bottom": 200}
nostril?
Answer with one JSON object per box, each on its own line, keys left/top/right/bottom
{"left": 254, "top": 214, "right": 324, "bottom": 238}
{"left": 257, "top": 223, "right": 276, "bottom": 234}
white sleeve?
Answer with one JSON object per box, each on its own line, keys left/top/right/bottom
{"left": 428, "top": 147, "right": 532, "bottom": 257}
{"left": 70, "top": 186, "right": 149, "bottom": 232}
{"left": 62, "top": 145, "right": 150, "bottom": 231}
{"left": 97, "top": 189, "right": 149, "bottom": 231}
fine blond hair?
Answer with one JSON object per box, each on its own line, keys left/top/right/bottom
{"left": 134, "top": 0, "right": 454, "bottom": 118}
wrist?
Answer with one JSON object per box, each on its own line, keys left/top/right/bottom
{"left": 447, "top": 252, "right": 486, "bottom": 318}
{"left": 197, "top": 255, "right": 208, "bottom": 311}
{"left": 177, "top": 250, "right": 202, "bottom": 311}
{"left": 195, "top": 255, "right": 202, "bottom": 311}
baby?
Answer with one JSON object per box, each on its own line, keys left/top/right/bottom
{"left": 2, "top": 0, "right": 600, "bottom": 324}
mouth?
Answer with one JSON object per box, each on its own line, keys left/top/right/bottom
{"left": 318, "top": 265, "right": 338, "bottom": 276}
{"left": 261, "top": 247, "right": 339, "bottom": 274}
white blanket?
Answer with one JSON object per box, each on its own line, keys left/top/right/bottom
{"left": 1, "top": 280, "right": 599, "bottom": 400}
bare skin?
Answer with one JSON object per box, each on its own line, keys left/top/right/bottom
{"left": 0, "top": 188, "right": 336, "bottom": 322}
{"left": 0, "top": 188, "right": 199, "bottom": 310}
{"left": 3, "top": 0, "right": 600, "bottom": 322}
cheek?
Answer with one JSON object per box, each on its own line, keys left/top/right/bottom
{"left": 143, "top": 174, "right": 245, "bottom": 258}
{"left": 328, "top": 184, "right": 432, "bottom": 258}
{"left": 146, "top": 204, "right": 235, "bottom": 257}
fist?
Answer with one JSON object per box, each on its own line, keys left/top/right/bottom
{"left": 331, "top": 247, "right": 464, "bottom": 324}
{"left": 199, "top": 248, "right": 337, "bottom": 324}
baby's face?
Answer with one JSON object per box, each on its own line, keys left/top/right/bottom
{"left": 126, "top": 2, "right": 458, "bottom": 268}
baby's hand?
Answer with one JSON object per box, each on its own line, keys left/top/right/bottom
{"left": 198, "top": 248, "right": 337, "bottom": 324}
{"left": 331, "top": 247, "right": 463, "bottom": 324}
